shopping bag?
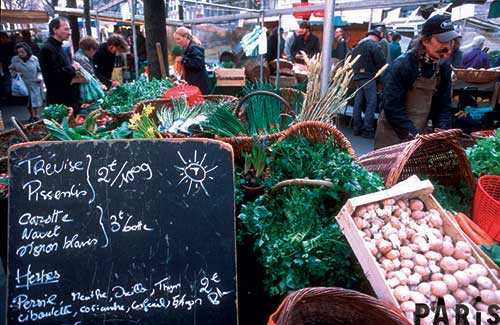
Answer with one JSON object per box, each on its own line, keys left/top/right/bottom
{"left": 79, "top": 68, "right": 105, "bottom": 103}
{"left": 11, "top": 74, "right": 29, "bottom": 97}
{"left": 70, "top": 70, "right": 88, "bottom": 85}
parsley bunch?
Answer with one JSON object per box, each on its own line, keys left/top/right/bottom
{"left": 238, "top": 136, "right": 384, "bottom": 296}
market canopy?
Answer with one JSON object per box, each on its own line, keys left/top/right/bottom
{"left": 0, "top": 9, "right": 49, "bottom": 24}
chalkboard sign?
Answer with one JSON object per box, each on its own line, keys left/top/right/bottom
{"left": 7, "top": 139, "right": 237, "bottom": 325}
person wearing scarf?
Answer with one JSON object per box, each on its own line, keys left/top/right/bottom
{"left": 374, "top": 15, "right": 458, "bottom": 149}
{"left": 9, "top": 41, "right": 43, "bottom": 122}
{"left": 291, "top": 21, "right": 320, "bottom": 62}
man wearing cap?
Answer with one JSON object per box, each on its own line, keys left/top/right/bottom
{"left": 351, "top": 29, "right": 386, "bottom": 139}
{"left": 374, "top": 14, "right": 458, "bottom": 149}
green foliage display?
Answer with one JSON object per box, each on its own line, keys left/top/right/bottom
{"left": 172, "top": 45, "right": 184, "bottom": 57}
{"left": 433, "top": 183, "right": 474, "bottom": 215}
{"left": 101, "top": 78, "right": 173, "bottom": 114}
{"left": 481, "top": 243, "right": 500, "bottom": 267}
{"left": 466, "top": 130, "right": 500, "bottom": 178}
{"left": 40, "top": 104, "right": 68, "bottom": 123}
{"left": 238, "top": 135, "right": 384, "bottom": 296}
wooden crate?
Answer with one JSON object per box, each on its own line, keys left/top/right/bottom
{"left": 269, "top": 75, "right": 297, "bottom": 88}
{"left": 335, "top": 176, "right": 500, "bottom": 311}
{"left": 215, "top": 68, "right": 246, "bottom": 87}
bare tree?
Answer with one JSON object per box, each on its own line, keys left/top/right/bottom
{"left": 66, "top": 0, "right": 80, "bottom": 51}
{"left": 144, "top": 0, "right": 169, "bottom": 79}
{"left": 83, "top": 0, "right": 91, "bottom": 36}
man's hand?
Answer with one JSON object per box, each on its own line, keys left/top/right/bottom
{"left": 111, "top": 80, "right": 121, "bottom": 87}
{"left": 72, "top": 62, "right": 81, "bottom": 71}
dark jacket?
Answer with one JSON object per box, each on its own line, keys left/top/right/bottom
{"left": 351, "top": 37, "right": 386, "bottom": 81}
{"left": 462, "top": 48, "right": 490, "bottom": 69}
{"left": 39, "top": 37, "right": 80, "bottom": 110}
{"left": 291, "top": 33, "right": 320, "bottom": 59}
{"left": 266, "top": 29, "right": 285, "bottom": 62}
{"left": 182, "top": 41, "right": 210, "bottom": 95}
{"left": 93, "top": 43, "right": 115, "bottom": 88}
{"left": 332, "top": 38, "right": 348, "bottom": 61}
{"left": 382, "top": 49, "right": 453, "bottom": 138}
{"left": 388, "top": 41, "right": 402, "bottom": 63}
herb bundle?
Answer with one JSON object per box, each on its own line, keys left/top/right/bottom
{"left": 40, "top": 104, "right": 68, "bottom": 123}
{"left": 101, "top": 78, "right": 173, "bottom": 114}
{"left": 242, "top": 82, "right": 283, "bottom": 135}
{"left": 466, "top": 130, "right": 500, "bottom": 178}
{"left": 156, "top": 97, "right": 204, "bottom": 134}
{"left": 238, "top": 135, "right": 384, "bottom": 296}
{"left": 201, "top": 102, "right": 246, "bottom": 137}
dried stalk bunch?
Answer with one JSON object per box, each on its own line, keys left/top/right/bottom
{"left": 301, "top": 51, "right": 322, "bottom": 114}
{"left": 300, "top": 54, "right": 388, "bottom": 124}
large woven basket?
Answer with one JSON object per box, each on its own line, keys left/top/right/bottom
{"left": 278, "top": 121, "right": 358, "bottom": 162}
{"left": 359, "top": 129, "right": 475, "bottom": 187}
{"left": 268, "top": 287, "right": 411, "bottom": 325}
{"left": 452, "top": 67, "right": 500, "bottom": 84}
{"left": 132, "top": 94, "right": 239, "bottom": 114}
{"left": 0, "top": 119, "right": 49, "bottom": 173}
{"left": 131, "top": 95, "right": 239, "bottom": 138}
{"left": 280, "top": 88, "right": 305, "bottom": 115}
{"left": 215, "top": 90, "right": 295, "bottom": 159}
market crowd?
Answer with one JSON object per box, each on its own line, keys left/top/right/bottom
{"left": 0, "top": 17, "right": 135, "bottom": 120}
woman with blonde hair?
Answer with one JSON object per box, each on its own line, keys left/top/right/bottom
{"left": 173, "top": 27, "right": 210, "bottom": 94}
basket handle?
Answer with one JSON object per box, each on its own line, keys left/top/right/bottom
{"left": 268, "top": 178, "right": 333, "bottom": 197}
{"left": 11, "top": 117, "right": 30, "bottom": 142}
{"left": 234, "top": 90, "right": 294, "bottom": 119}
{"left": 416, "top": 128, "right": 463, "bottom": 141}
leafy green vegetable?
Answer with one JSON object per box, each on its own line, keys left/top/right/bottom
{"left": 101, "top": 78, "right": 173, "bottom": 114}
{"left": 433, "top": 183, "right": 474, "bottom": 215}
{"left": 238, "top": 135, "right": 384, "bottom": 296}
{"left": 40, "top": 104, "right": 68, "bottom": 123}
{"left": 481, "top": 243, "right": 500, "bottom": 267}
{"left": 466, "top": 130, "right": 500, "bottom": 178}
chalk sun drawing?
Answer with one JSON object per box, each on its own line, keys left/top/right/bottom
{"left": 175, "top": 150, "right": 218, "bottom": 196}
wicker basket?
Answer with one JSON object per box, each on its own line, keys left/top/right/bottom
{"left": 243, "top": 58, "right": 270, "bottom": 82}
{"left": 268, "top": 59, "right": 293, "bottom": 73}
{"left": 359, "top": 129, "right": 475, "bottom": 187}
{"left": 0, "top": 120, "right": 49, "bottom": 173}
{"left": 269, "top": 75, "right": 298, "bottom": 88}
{"left": 131, "top": 95, "right": 239, "bottom": 138}
{"left": 215, "top": 90, "right": 294, "bottom": 159}
{"left": 280, "top": 88, "right": 305, "bottom": 114}
{"left": 278, "top": 121, "right": 358, "bottom": 162}
{"left": 452, "top": 67, "right": 500, "bottom": 84}
{"left": 268, "top": 287, "right": 411, "bottom": 325}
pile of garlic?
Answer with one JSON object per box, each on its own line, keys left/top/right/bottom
{"left": 354, "top": 198, "right": 500, "bottom": 324}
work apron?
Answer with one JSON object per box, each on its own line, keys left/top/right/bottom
{"left": 374, "top": 75, "right": 438, "bottom": 149}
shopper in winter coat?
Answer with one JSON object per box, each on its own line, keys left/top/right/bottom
{"left": 39, "top": 17, "right": 81, "bottom": 113}
{"left": 9, "top": 42, "right": 43, "bottom": 121}
{"left": 173, "top": 26, "right": 210, "bottom": 95}
{"left": 462, "top": 36, "right": 490, "bottom": 69}
{"left": 266, "top": 27, "right": 285, "bottom": 62}
{"left": 93, "top": 34, "right": 128, "bottom": 89}
{"left": 74, "top": 36, "right": 99, "bottom": 78}
{"left": 375, "top": 14, "right": 457, "bottom": 149}
{"left": 351, "top": 29, "right": 386, "bottom": 139}
{"left": 291, "top": 21, "right": 320, "bottom": 61}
